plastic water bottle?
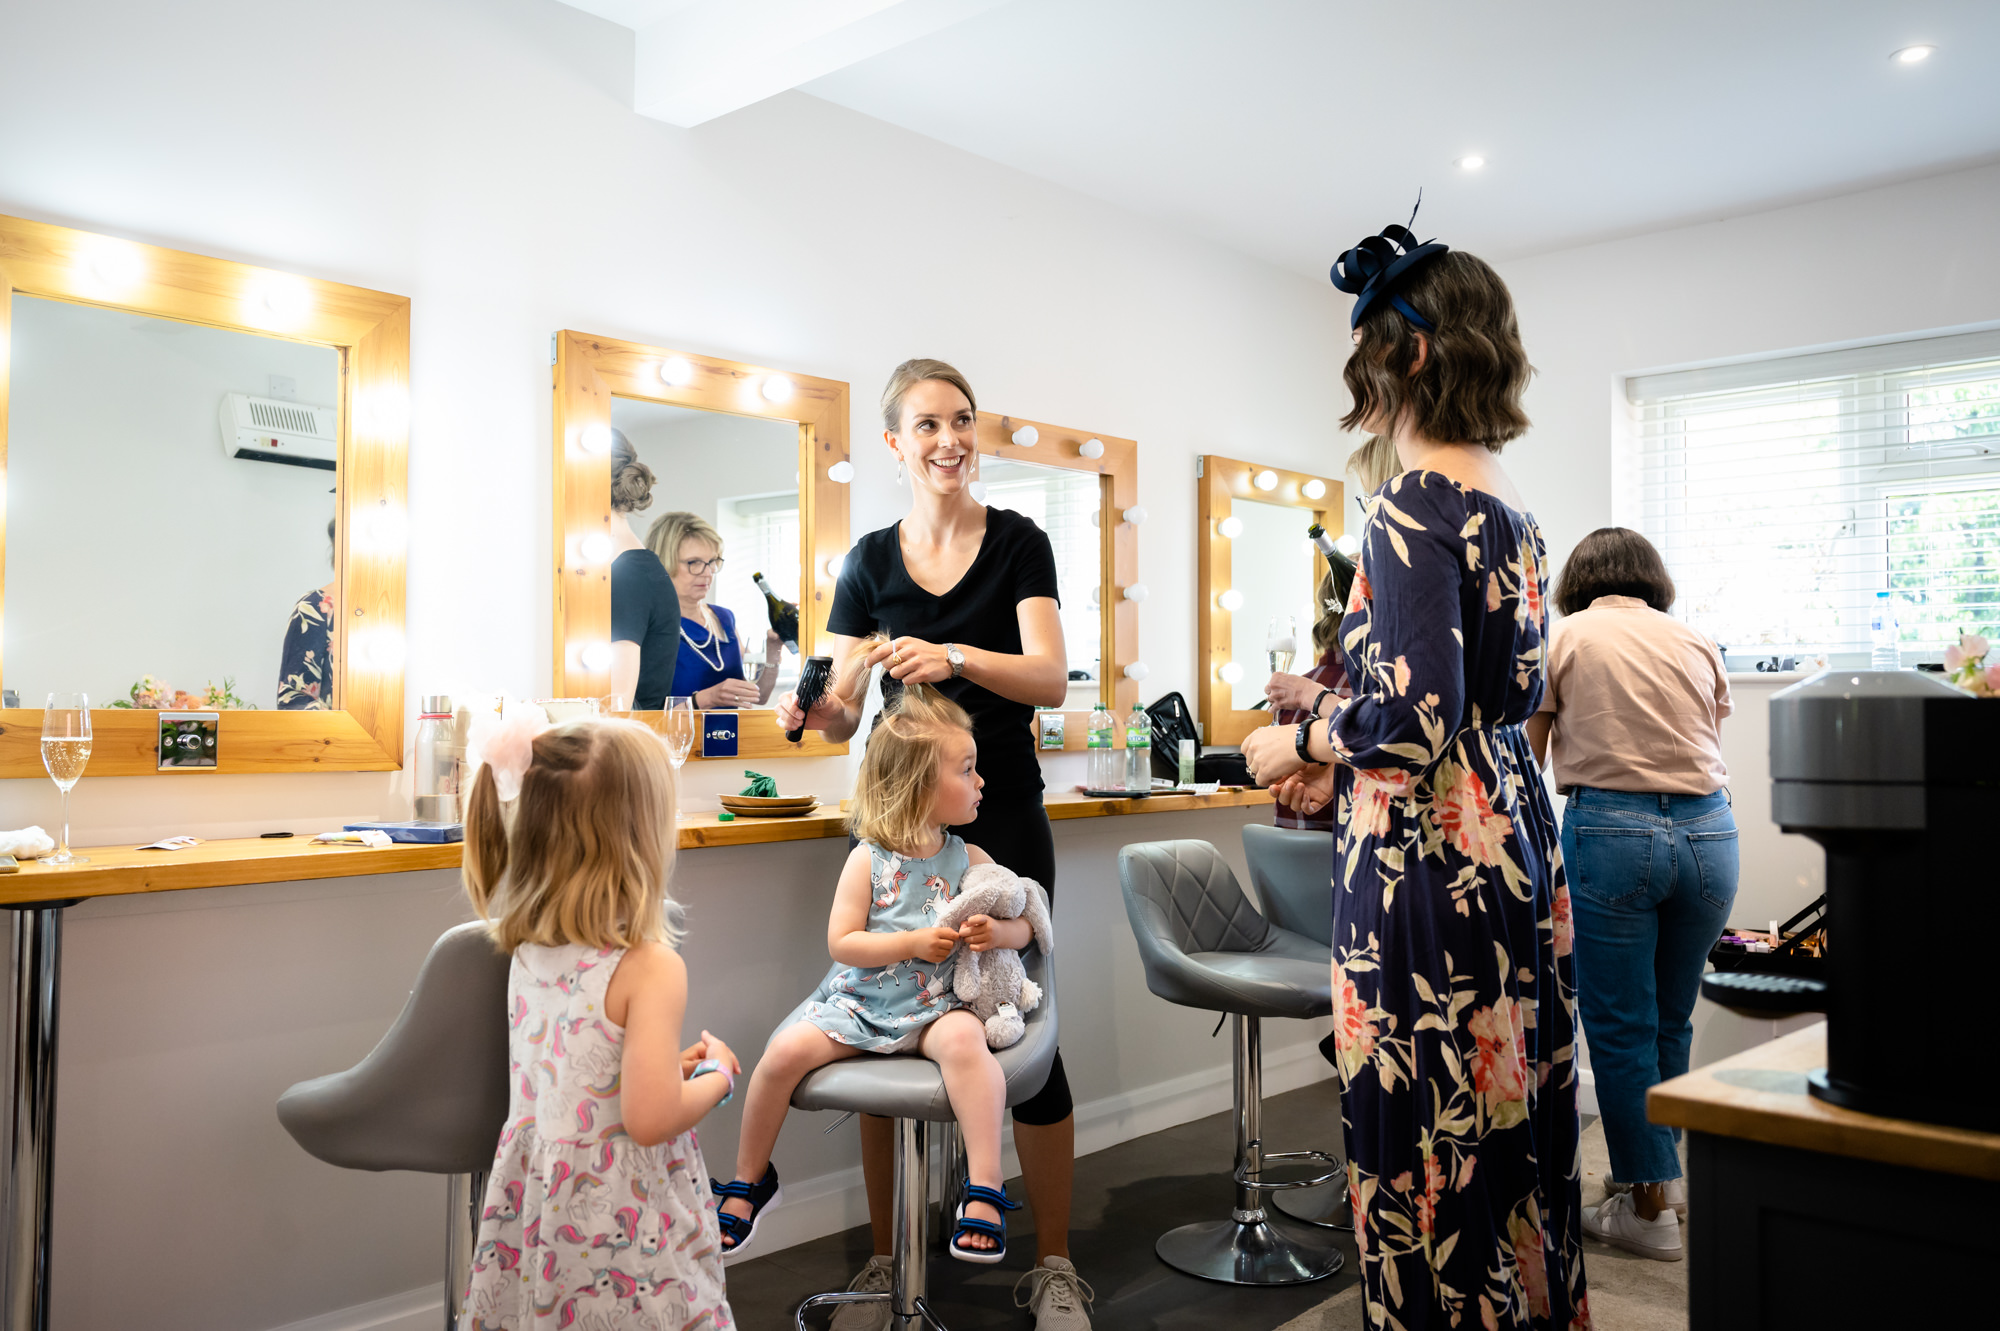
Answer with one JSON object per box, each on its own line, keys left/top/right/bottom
{"left": 1870, "top": 592, "right": 1902, "bottom": 671}
{"left": 1125, "top": 704, "right": 1152, "bottom": 794}
{"left": 1086, "top": 703, "right": 1118, "bottom": 793}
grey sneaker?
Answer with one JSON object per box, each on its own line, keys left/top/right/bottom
{"left": 1013, "top": 1256, "right": 1096, "bottom": 1330}
{"left": 827, "top": 1255, "right": 893, "bottom": 1331}
{"left": 1603, "top": 1176, "right": 1688, "bottom": 1218}
{"left": 1584, "top": 1191, "right": 1684, "bottom": 1262}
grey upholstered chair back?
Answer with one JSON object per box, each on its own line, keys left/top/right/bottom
{"left": 277, "top": 921, "right": 512, "bottom": 1174}
{"left": 1241, "top": 824, "right": 1335, "bottom": 947}
{"left": 1118, "top": 840, "right": 1273, "bottom": 957}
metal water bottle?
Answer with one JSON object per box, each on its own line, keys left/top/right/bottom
{"left": 413, "top": 695, "right": 461, "bottom": 822}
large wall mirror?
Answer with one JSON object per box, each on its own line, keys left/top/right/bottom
{"left": 1197, "top": 454, "right": 1345, "bottom": 747}
{"left": 551, "top": 331, "right": 849, "bottom": 759}
{"left": 0, "top": 214, "right": 411, "bottom": 776}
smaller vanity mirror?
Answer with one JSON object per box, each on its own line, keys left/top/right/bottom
{"left": 979, "top": 457, "right": 1104, "bottom": 708}
{"left": 1197, "top": 455, "right": 1345, "bottom": 746}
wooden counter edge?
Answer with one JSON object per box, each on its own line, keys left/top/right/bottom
{"left": 13, "top": 788, "right": 1277, "bottom": 899}
{"left": 1648, "top": 1021, "right": 2000, "bottom": 1183}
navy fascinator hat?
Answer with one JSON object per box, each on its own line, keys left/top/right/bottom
{"left": 1331, "top": 195, "right": 1449, "bottom": 331}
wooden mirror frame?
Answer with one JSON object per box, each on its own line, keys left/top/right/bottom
{"left": 972, "top": 411, "right": 1139, "bottom": 727}
{"left": 1197, "top": 454, "right": 1345, "bottom": 747}
{"left": 0, "top": 213, "right": 410, "bottom": 777}
{"left": 551, "top": 331, "right": 849, "bottom": 759}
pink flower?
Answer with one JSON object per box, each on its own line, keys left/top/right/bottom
{"left": 1434, "top": 761, "right": 1514, "bottom": 866}
{"left": 1965, "top": 633, "right": 1991, "bottom": 660}
{"left": 1350, "top": 767, "right": 1411, "bottom": 840}
{"left": 1946, "top": 644, "right": 1966, "bottom": 670}
{"left": 1550, "top": 884, "right": 1573, "bottom": 957}
{"left": 1330, "top": 968, "right": 1378, "bottom": 1081}
{"left": 1417, "top": 1151, "right": 1443, "bottom": 1236}
{"left": 1509, "top": 1203, "right": 1550, "bottom": 1319}
{"left": 1985, "top": 664, "right": 2000, "bottom": 694}
{"left": 1468, "top": 995, "right": 1529, "bottom": 1127}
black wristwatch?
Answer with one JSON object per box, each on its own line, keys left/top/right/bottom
{"left": 1310, "top": 686, "right": 1334, "bottom": 717}
{"left": 1295, "top": 717, "right": 1317, "bottom": 765}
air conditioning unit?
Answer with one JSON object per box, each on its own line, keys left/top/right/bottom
{"left": 219, "top": 393, "right": 337, "bottom": 470}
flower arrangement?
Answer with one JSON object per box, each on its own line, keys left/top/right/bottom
{"left": 1943, "top": 634, "right": 2000, "bottom": 698}
{"left": 108, "top": 676, "right": 255, "bottom": 710}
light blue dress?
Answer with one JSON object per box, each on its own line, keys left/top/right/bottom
{"left": 797, "top": 837, "right": 969, "bottom": 1053}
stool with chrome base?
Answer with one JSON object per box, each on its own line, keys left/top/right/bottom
{"left": 783, "top": 944, "right": 1058, "bottom": 1331}
{"left": 276, "top": 922, "right": 511, "bottom": 1328}
{"left": 1240, "top": 823, "right": 1349, "bottom": 1231}
{"left": 1118, "top": 839, "right": 1343, "bottom": 1285}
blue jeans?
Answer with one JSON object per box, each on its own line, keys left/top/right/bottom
{"left": 1561, "top": 787, "right": 1738, "bottom": 1185}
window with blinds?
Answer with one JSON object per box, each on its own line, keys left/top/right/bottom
{"left": 980, "top": 460, "right": 1103, "bottom": 682}
{"left": 1627, "top": 329, "right": 2000, "bottom": 659}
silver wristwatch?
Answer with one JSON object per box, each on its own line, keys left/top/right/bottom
{"left": 946, "top": 643, "right": 965, "bottom": 678}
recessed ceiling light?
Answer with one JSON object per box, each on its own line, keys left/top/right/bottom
{"left": 1892, "top": 44, "right": 1935, "bottom": 64}
{"left": 1455, "top": 154, "right": 1486, "bottom": 171}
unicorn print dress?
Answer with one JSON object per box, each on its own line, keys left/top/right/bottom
{"left": 461, "top": 943, "right": 733, "bottom": 1331}
{"left": 796, "top": 837, "right": 968, "bottom": 1053}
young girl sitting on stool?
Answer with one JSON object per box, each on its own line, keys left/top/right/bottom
{"left": 714, "top": 685, "right": 1031, "bottom": 1265}
{"left": 458, "top": 716, "right": 739, "bottom": 1329}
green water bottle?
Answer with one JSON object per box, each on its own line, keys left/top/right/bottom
{"left": 1086, "top": 703, "right": 1118, "bottom": 792}
{"left": 1125, "top": 704, "right": 1152, "bottom": 794}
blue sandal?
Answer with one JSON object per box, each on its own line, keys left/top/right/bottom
{"left": 949, "top": 1182, "right": 1020, "bottom": 1265}
{"left": 711, "top": 1163, "right": 781, "bottom": 1261}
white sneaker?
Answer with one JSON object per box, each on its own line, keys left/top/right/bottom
{"left": 1604, "top": 1176, "right": 1688, "bottom": 1218}
{"left": 827, "top": 1255, "right": 893, "bottom": 1331}
{"left": 1583, "top": 1190, "right": 1684, "bottom": 1262}
{"left": 1013, "top": 1256, "right": 1096, "bottom": 1330}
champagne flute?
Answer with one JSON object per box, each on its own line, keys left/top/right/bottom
{"left": 41, "top": 693, "right": 92, "bottom": 865}
{"left": 1266, "top": 615, "right": 1297, "bottom": 725}
{"left": 661, "top": 696, "right": 697, "bottom": 771}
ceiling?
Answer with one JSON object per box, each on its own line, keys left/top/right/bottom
{"left": 566, "top": 0, "right": 2000, "bottom": 277}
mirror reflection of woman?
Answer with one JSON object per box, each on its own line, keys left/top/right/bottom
{"left": 1261, "top": 552, "right": 1355, "bottom": 831}
{"left": 646, "top": 511, "right": 778, "bottom": 711}
{"left": 607, "top": 430, "right": 679, "bottom": 711}
{"left": 278, "top": 517, "right": 338, "bottom": 710}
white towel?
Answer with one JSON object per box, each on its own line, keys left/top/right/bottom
{"left": 0, "top": 827, "right": 57, "bottom": 860}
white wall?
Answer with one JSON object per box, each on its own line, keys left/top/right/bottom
{"left": 8, "top": 296, "right": 340, "bottom": 710}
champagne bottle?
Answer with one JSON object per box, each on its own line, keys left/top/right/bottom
{"left": 752, "top": 572, "right": 800, "bottom": 654}
{"left": 1307, "top": 523, "right": 1338, "bottom": 559}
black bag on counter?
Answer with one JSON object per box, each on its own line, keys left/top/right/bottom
{"left": 1142, "top": 692, "right": 1255, "bottom": 786}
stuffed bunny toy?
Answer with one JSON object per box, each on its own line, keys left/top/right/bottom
{"left": 935, "top": 862, "right": 1054, "bottom": 1049}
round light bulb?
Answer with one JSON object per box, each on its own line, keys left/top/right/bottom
{"left": 968, "top": 480, "right": 988, "bottom": 504}
{"left": 659, "top": 356, "right": 695, "bottom": 387}
{"left": 263, "top": 282, "right": 308, "bottom": 320}
{"left": 822, "top": 553, "right": 844, "bottom": 580}
{"left": 1122, "top": 505, "right": 1148, "bottom": 526}
{"left": 1079, "top": 438, "right": 1105, "bottom": 459}
{"left": 580, "top": 641, "right": 614, "bottom": 672}
{"left": 1122, "top": 583, "right": 1148, "bottom": 603}
{"left": 1090, "top": 510, "right": 1102, "bottom": 528}
{"left": 1219, "top": 589, "right": 1245, "bottom": 612}
{"left": 1334, "top": 533, "right": 1361, "bottom": 557}
{"left": 90, "top": 247, "right": 143, "bottom": 288}
{"left": 1011, "top": 426, "right": 1039, "bottom": 447}
{"left": 1253, "top": 469, "right": 1279, "bottom": 491}
{"left": 1123, "top": 662, "right": 1150, "bottom": 682}
{"left": 1455, "top": 154, "right": 1487, "bottom": 171}
{"left": 1218, "top": 515, "right": 1244, "bottom": 539}
{"left": 362, "top": 507, "right": 407, "bottom": 550}
{"left": 761, "top": 375, "right": 794, "bottom": 403}
{"left": 579, "top": 424, "right": 613, "bottom": 454}
{"left": 361, "top": 629, "right": 405, "bottom": 671}
{"left": 579, "top": 532, "right": 614, "bottom": 564}
{"left": 827, "top": 459, "right": 855, "bottom": 484}
{"left": 1893, "top": 44, "right": 1935, "bottom": 64}
{"left": 1302, "top": 478, "right": 1327, "bottom": 500}
{"left": 1218, "top": 662, "right": 1244, "bottom": 685}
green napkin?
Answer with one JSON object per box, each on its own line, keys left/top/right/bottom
{"left": 740, "top": 770, "right": 778, "bottom": 798}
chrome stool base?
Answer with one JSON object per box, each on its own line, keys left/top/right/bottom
{"left": 1156, "top": 1213, "right": 1344, "bottom": 1285}
{"left": 1275, "top": 1178, "right": 1353, "bottom": 1230}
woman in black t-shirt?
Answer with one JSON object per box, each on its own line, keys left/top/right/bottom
{"left": 605, "top": 429, "right": 680, "bottom": 710}
{"left": 776, "top": 360, "right": 1094, "bottom": 1325}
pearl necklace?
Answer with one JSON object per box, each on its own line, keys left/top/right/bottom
{"left": 680, "top": 608, "right": 728, "bottom": 672}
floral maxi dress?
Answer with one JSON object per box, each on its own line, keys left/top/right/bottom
{"left": 461, "top": 943, "right": 734, "bottom": 1331}
{"left": 1326, "top": 471, "right": 1589, "bottom": 1330}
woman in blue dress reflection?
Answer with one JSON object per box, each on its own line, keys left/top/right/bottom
{"left": 645, "top": 510, "right": 780, "bottom": 710}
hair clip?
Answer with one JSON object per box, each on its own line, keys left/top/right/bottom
{"left": 1330, "top": 191, "right": 1450, "bottom": 331}
{"left": 466, "top": 700, "right": 553, "bottom": 802}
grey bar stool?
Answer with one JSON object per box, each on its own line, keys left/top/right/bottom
{"left": 782, "top": 944, "right": 1058, "bottom": 1331}
{"left": 1240, "top": 823, "right": 1349, "bottom": 1230}
{"left": 277, "top": 922, "right": 511, "bottom": 1328}
{"left": 1117, "top": 839, "right": 1343, "bottom": 1285}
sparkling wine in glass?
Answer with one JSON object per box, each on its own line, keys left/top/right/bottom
{"left": 41, "top": 693, "right": 92, "bottom": 865}
{"left": 1266, "top": 616, "right": 1297, "bottom": 723}
{"left": 661, "top": 696, "right": 697, "bottom": 770}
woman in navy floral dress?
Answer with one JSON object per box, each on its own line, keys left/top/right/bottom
{"left": 1244, "top": 218, "right": 1589, "bottom": 1329}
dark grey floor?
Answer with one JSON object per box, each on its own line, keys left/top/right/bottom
{"left": 728, "top": 1078, "right": 1359, "bottom": 1330}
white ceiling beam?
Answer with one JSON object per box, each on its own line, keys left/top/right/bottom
{"left": 634, "top": 0, "right": 1015, "bottom": 128}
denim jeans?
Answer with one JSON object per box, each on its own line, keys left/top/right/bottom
{"left": 1561, "top": 786, "right": 1738, "bottom": 1185}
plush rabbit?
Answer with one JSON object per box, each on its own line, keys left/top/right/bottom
{"left": 934, "top": 862, "right": 1054, "bottom": 1049}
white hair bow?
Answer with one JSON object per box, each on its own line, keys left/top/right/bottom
{"left": 464, "top": 699, "right": 552, "bottom": 802}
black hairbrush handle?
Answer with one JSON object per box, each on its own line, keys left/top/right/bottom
{"left": 788, "top": 655, "right": 835, "bottom": 743}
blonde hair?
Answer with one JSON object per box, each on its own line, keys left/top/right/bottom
{"left": 881, "top": 358, "right": 977, "bottom": 432}
{"left": 1346, "top": 434, "right": 1398, "bottom": 495}
{"left": 463, "top": 718, "right": 683, "bottom": 952}
{"left": 846, "top": 683, "right": 974, "bottom": 855}
{"left": 645, "top": 511, "right": 722, "bottom": 573}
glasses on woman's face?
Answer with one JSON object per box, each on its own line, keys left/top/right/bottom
{"left": 681, "top": 556, "right": 725, "bottom": 575}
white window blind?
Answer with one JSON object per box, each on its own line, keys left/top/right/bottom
{"left": 981, "top": 461, "right": 1103, "bottom": 680}
{"left": 1627, "top": 330, "right": 2000, "bottom": 658}
{"left": 714, "top": 493, "right": 801, "bottom": 692}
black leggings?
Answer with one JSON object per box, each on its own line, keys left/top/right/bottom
{"left": 948, "top": 795, "right": 1073, "bottom": 1126}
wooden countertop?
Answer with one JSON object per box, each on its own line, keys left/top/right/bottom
{"left": 1649, "top": 1022, "right": 2000, "bottom": 1182}
{"left": 9, "top": 788, "right": 1275, "bottom": 902}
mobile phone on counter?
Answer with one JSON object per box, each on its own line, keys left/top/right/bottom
{"left": 788, "top": 655, "right": 835, "bottom": 743}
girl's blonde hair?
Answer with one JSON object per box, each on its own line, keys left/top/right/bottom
{"left": 463, "top": 718, "right": 683, "bottom": 951}
{"left": 846, "top": 682, "right": 974, "bottom": 855}
{"left": 1346, "top": 433, "right": 1398, "bottom": 495}
{"left": 645, "top": 510, "right": 723, "bottom": 574}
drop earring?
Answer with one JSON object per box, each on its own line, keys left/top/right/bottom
{"left": 896, "top": 456, "right": 906, "bottom": 486}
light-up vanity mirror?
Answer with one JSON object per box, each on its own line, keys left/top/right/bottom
{"left": 551, "top": 331, "right": 849, "bottom": 758}
{"left": 1197, "top": 455, "right": 1345, "bottom": 746}
{"left": 0, "top": 214, "right": 411, "bottom": 776}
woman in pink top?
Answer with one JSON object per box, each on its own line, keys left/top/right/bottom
{"left": 1526, "top": 527, "right": 1735, "bottom": 1266}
